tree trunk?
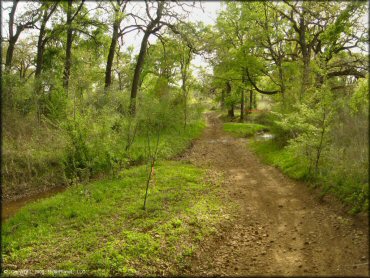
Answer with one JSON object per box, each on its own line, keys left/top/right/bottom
{"left": 249, "top": 89, "right": 253, "bottom": 111}
{"left": 277, "top": 62, "right": 286, "bottom": 110}
{"left": 314, "top": 110, "right": 327, "bottom": 177}
{"left": 5, "top": 0, "right": 18, "bottom": 71}
{"left": 301, "top": 55, "right": 310, "bottom": 100}
{"left": 5, "top": 38, "right": 17, "bottom": 71}
{"left": 182, "top": 77, "right": 188, "bottom": 130}
{"left": 129, "top": 1, "right": 164, "bottom": 115}
{"left": 221, "top": 89, "right": 225, "bottom": 109}
{"left": 35, "top": 17, "right": 47, "bottom": 78}
{"left": 253, "top": 91, "right": 257, "bottom": 109}
{"left": 35, "top": 37, "right": 45, "bottom": 78}
{"left": 130, "top": 31, "right": 150, "bottom": 115}
{"left": 63, "top": 0, "right": 73, "bottom": 91}
{"left": 299, "top": 14, "right": 310, "bottom": 102}
{"left": 104, "top": 21, "right": 119, "bottom": 91}
{"left": 240, "top": 88, "right": 245, "bottom": 122}
{"left": 226, "top": 81, "right": 234, "bottom": 118}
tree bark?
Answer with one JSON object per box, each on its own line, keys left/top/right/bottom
{"left": 277, "top": 62, "right": 286, "bottom": 109}
{"left": 63, "top": 0, "right": 73, "bottom": 91}
{"left": 5, "top": 38, "right": 18, "bottom": 71}
{"left": 35, "top": 23, "right": 46, "bottom": 78}
{"left": 129, "top": 31, "right": 151, "bottom": 115}
{"left": 104, "top": 21, "right": 119, "bottom": 91}
{"left": 5, "top": 0, "right": 19, "bottom": 71}
{"left": 226, "top": 81, "right": 234, "bottom": 118}
{"left": 221, "top": 89, "right": 225, "bottom": 109}
{"left": 299, "top": 13, "right": 311, "bottom": 101}
{"left": 249, "top": 89, "right": 253, "bottom": 111}
{"left": 181, "top": 71, "right": 188, "bottom": 130}
{"left": 240, "top": 88, "right": 245, "bottom": 122}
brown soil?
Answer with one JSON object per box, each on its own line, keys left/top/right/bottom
{"left": 179, "top": 112, "right": 369, "bottom": 276}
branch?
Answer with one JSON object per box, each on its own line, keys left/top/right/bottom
{"left": 327, "top": 68, "right": 366, "bottom": 78}
{"left": 70, "top": 0, "right": 85, "bottom": 22}
{"left": 246, "top": 68, "right": 280, "bottom": 95}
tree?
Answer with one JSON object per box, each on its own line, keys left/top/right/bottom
{"left": 35, "top": 2, "right": 58, "bottom": 78}
{"left": 62, "top": 0, "right": 85, "bottom": 90}
{"left": 103, "top": 0, "right": 138, "bottom": 91}
{"left": 5, "top": 0, "right": 41, "bottom": 71}
{"left": 129, "top": 0, "right": 196, "bottom": 115}
{"left": 129, "top": 1, "right": 165, "bottom": 115}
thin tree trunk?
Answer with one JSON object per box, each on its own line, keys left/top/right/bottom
{"left": 314, "top": 110, "right": 327, "bottom": 177}
{"left": 221, "top": 89, "right": 225, "bottom": 109}
{"left": 143, "top": 128, "right": 161, "bottom": 210}
{"left": 180, "top": 54, "right": 189, "bottom": 130}
{"left": 240, "top": 88, "right": 245, "bottom": 122}
{"left": 278, "top": 63, "right": 286, "bottom": 110}
{"left": 182, "top": 72, "right": 188, "bottom": 129}
{"left": 299, "top": 13, "right": 310, "bottom": 102}
{"left": 253, "top": 91, "right": 257, "bottom": 109}
{"left": 249, "top": 89, "right": 253, "bottom": 111}
{"left": 226, "top": 81, "right": 234, "bottom": 118}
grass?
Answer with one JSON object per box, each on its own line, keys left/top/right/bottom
{"left": 249, "top": 140, "right": 309, "bottom": 180}
{"left": 2, "top": 161, "right": 230, "bottom": 276}
{"left": 223, "top": 122, "right": 268, "bottom": 138}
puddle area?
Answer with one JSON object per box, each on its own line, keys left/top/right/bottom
{"left": 206, "top": 133, "right": 274, "bottom": 144}
{"left": 2, "top": 186, "right": 66, "bottom": 222}
{"left": 254, "top": 132, "right": 275, "bottom": 141}
{"left": 206, "top": 137, "right": 249, "bottom": 144}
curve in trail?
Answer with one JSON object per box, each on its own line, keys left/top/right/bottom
{"left": 181, "top": 113, "right": 368, "bottom": 276}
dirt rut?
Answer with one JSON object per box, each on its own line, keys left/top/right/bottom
{"left": 180, "top": 113, "right": 368, "bottom": 276}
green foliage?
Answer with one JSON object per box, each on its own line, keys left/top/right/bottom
{"left": 273, "top": 85, "right": 336, "bottom": 176}
{"left": 2, "top": 161, "right": 229, "bottom": 275}
{"left": 349, "top": 75, "right": 369, "bottom": 114}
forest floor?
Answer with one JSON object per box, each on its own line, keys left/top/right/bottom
{"left": 179, "top": 112, "right": 369, "bottom": 276}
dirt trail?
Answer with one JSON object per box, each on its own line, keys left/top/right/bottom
{"left": 180, "top": 113, "right": 369, "bottom": 276}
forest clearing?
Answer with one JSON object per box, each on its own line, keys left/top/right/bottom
{"left": 1, "top": 0, "right": 369, "bottom": 276}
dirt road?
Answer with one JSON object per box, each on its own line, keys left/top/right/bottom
{"left": 181, "top": 113, "right": 369, "bottom": 276}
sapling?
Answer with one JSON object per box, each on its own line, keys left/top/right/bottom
{"left": 143, "top": 122, "right": 162, "bottom": 210}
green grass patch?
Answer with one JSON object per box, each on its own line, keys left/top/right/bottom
{"left": 223, "top": 122, "right": 268, "bottom": 138}
{"left": 249, "top": 140, "right": 309, "bottom": 180}
{"left": 2, "top": 160, "right": 229, "bottom": 276}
